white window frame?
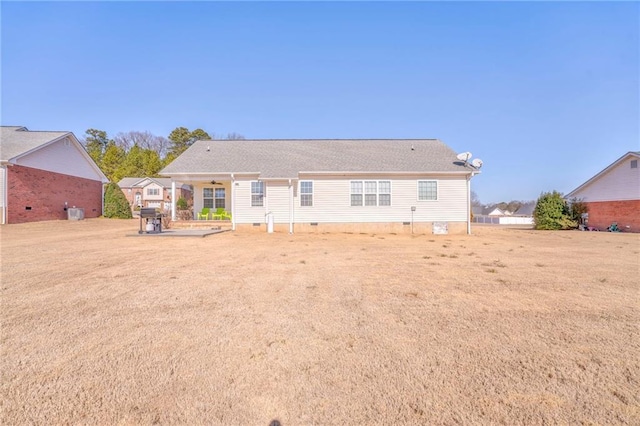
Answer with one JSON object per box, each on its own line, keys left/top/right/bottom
{"left": 350, "top": 180, "right": 392, "bottom": 207}
{"left": 147, "top": 187, "right": 160, "bottom": 196}
{"left": 203, "top": 187, "right": 214, "bottom": 209}
{"left": 300, "top": 181, "right": 313, "bottom": 207}
{"left": 251, "top": 181, "right": 264, "bottom": 207}
{"left": 215, "top": 188, "right": 225, "bottom": 209}
{"left": 417, "top": 180, "right": 438, "bottom": 201}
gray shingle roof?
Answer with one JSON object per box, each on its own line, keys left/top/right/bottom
{"left": 1, "top": 126, "right": 71, "bottom": 162}
{"left": 161, "top": 139, "right": 474, "bottom": 178}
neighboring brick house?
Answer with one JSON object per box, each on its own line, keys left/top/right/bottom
{"left": 0, "top": 126, "right": 108, "bottom": 224}
{"left": 117, "top": 177, "right": 192, "bottom": 212}
{"left": 566, "top": 151, "right": 640, "bottom": 232}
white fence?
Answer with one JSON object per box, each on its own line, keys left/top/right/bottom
{"left": 473, "top": 215, "right": 534, "bottom": 225}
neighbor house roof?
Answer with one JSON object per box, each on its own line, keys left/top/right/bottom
{"left": 1, "top": 126, "right": 71, "bottom": 162}
{"left": 161, "top": 139, "right": 479, "bottom": 179}
{"left": 118, "top": 177, "right": 175, "bottom": 188}
{"left": 565, "top": 151, "right": 640, "bottom": 199}
{"left": 0, "top": 126, "right": 108, "bottom": 182}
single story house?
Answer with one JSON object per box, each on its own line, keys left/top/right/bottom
{"left": 565, "top": 151, "right": 640, "bottom": 232}
{"left": 161, "top": 139, "right": 481, "bottom": 234}
{"left": 117, "top": 177, "right": 192, "bottom": 212}
{"left": 0, "top": 126, "right": 108, "bottom": 224}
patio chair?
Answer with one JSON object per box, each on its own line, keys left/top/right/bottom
{"left": 212, "top": 207, "right": 226, "bottom": 220}
{"left": 221, "top": 209, "right": 232, "bottom": 220}
{"left": 197, "top": 208, "right": 210, "bottom": 220}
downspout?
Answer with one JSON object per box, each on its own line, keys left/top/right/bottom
{"left": 171, "top": 180, "right": 177, "bottom": 221}
{"left": 231, "top": 174, "right": 236, "bottom": 231}
{"left": 1, "top": 165, "right": 7, "bottom": 224}
{"left": 288, "top": 179, "right": 293, "bottom": 234}
{"left": 467, "top": 173, "right": 471, "bottom": 235}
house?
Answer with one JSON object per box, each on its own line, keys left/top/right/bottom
{"left": 0, "top": 126, "right": 108, "bottom": 224}
{"left": 117, "top": 177, "right": 192, "bottom": 212}
{"left": 565, "top": 151, "right": 640, "bottom": 232}
{"left": 160, "top": 139, "right": 481, "bottom": 234}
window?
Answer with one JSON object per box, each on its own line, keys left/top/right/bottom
{"left": 351, "top": 181, "right": 363, "bottom": 206}
{"left": 215, "top": 188, "right": 225, "bottom": 209}
{"left": 300, "top": 181, "right": 313, "bottom": 207}
{"left": 365, "top": 181, "right": 377, "bottom": 206}
{"left": 632, "top": 160, "right": 638, "bottom": 169}
{"left": 203, "top": 188, "right": 214, "bottom": 208}
{"left": 147, "top": 188, "right": 159, "bottom": 196}
{"left": 251, "top": 181, "right": 264, "bottom": 207}
{"left": 351, "top": 180, "right": 391, "bottom": 206}
{"left": 418, "top": 180, "right": 438, "bottom": 201}
{"left": 379, "top": 181, "right": 391, "bottom": 206}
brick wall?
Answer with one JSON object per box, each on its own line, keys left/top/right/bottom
{"left": 7, "top": 165, "right": 103, "bottom": 224}
{"left": 585, "top": 200, "right": 640, "bottom": 232}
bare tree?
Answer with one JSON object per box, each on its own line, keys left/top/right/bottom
{"left": 114, "top": 131, "right": 171, "bottom": 158}
{"left": 224, "top": 132, "right": 245, "bottom": 140}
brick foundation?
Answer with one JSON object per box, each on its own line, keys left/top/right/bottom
{"left": 234, "top": 221, "right": 468, "bottom": 235}
{"left": 7, "top": 165, "right": 103, "bottom": 224}
{"left": 585, "top": 200, "right": 640, "bottom": 232}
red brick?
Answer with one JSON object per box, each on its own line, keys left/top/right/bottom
{"left": 585, "top": 200, "right": 640, "bottom": 232}
{"left": 7, "top": 165, "right": 103, "bottom": 224}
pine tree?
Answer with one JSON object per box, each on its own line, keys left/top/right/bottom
{"left": 103, "top": 183, "right": 133, "bottom": 219}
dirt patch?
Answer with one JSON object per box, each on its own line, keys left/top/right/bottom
{"left": 1, "top": 219, "right": 638, "bottom": 424}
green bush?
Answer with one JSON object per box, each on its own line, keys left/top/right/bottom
{"left": 103, "top": 182, "right": 133, "bottom": 219}
{"left": 533, "top": 191, "right": 576, "bottom": 230}
{"left": 176, "top": 197, "right": 188, "bottom": 210}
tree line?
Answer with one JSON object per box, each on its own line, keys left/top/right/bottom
{"left": 82, "top": 127, "right": 244, "bottom": 182}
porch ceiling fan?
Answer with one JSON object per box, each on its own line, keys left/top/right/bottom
{"left": 210, "top": 180, "right": 223, "bottom": 185}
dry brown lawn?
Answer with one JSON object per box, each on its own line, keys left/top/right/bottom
{"left": 1, "top": 219, "right": 638, "bottom": 425}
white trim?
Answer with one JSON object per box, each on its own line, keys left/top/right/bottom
{"left": 417, "top": 180, "right": 438, "bottom": 202}
{"left": 250, "top": 180, "right": 265, "bottom": 207}
{"left": 299, "top": 180, "right": 313, "bottom": 207}
{"left": 171, "top": 181, "right": 177, "bottom": 221}
{"left": 349, "top": 180, "right": 393, "bottom": 207}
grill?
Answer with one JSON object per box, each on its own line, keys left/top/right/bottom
{"left": 139, "top": 208, "right": 162, "bottom": 234}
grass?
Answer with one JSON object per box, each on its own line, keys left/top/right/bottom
{"left": 1, "top": 220, "right": 638, "bottom": 425}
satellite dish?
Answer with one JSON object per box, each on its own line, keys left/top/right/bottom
{"left": 472, "top": 158, "right": 483, "bottom": 169}
{"left": 456, "top": 152, "right": 472, "bottom": 163}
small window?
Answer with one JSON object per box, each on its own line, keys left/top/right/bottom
{"left": 300, "top": 181, "right": 313, "bottom": 207}
{"left": 251, "top": 181, "right": 264, "bottom": 207}
{"left": 418, "top": 180, "right": 437, "bottom": 201}
{"left": 147, "top": 188, "right": 159, "bottom": 196}
{"left": 632, "top": 159, "right": 638, "bottom": 169}
{"left": 203, "top": 188, "right": 214, "bottom": 208}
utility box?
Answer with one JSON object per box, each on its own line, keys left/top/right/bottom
{"left": 67, "top": 208, "right": 85, "bottom": 220}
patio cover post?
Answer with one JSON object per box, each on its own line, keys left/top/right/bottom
{"left": 171, "top": 180, "right": 176, "bottom": 221}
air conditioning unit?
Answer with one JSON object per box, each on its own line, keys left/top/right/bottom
{"left": 68, "top": 208, "right": 85, "bottom": 220}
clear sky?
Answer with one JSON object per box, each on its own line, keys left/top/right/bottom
{"left": 2, "top": 1, "right": 638, "bottom": 204}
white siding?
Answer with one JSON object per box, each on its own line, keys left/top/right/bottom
{"left": 573, "top": 158, "right": 640, "bottom": 202}
{"left": 216, "top": 175, "right": 470, "bottom": 225}
{"left": 14, "top": 137, "right": 103, "bottom": 181}
{"left": 144, "top": 183, "right": 164, "bottom": 200}
{"left": 234, "top": 180, "right": 267, "bottom": 224}
{"left": 267, "top": 181, "right": 291, "bottom": 224}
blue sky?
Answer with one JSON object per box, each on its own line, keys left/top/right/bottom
{"left": 2, "top": 1, "right": 638, "bottom": 204}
